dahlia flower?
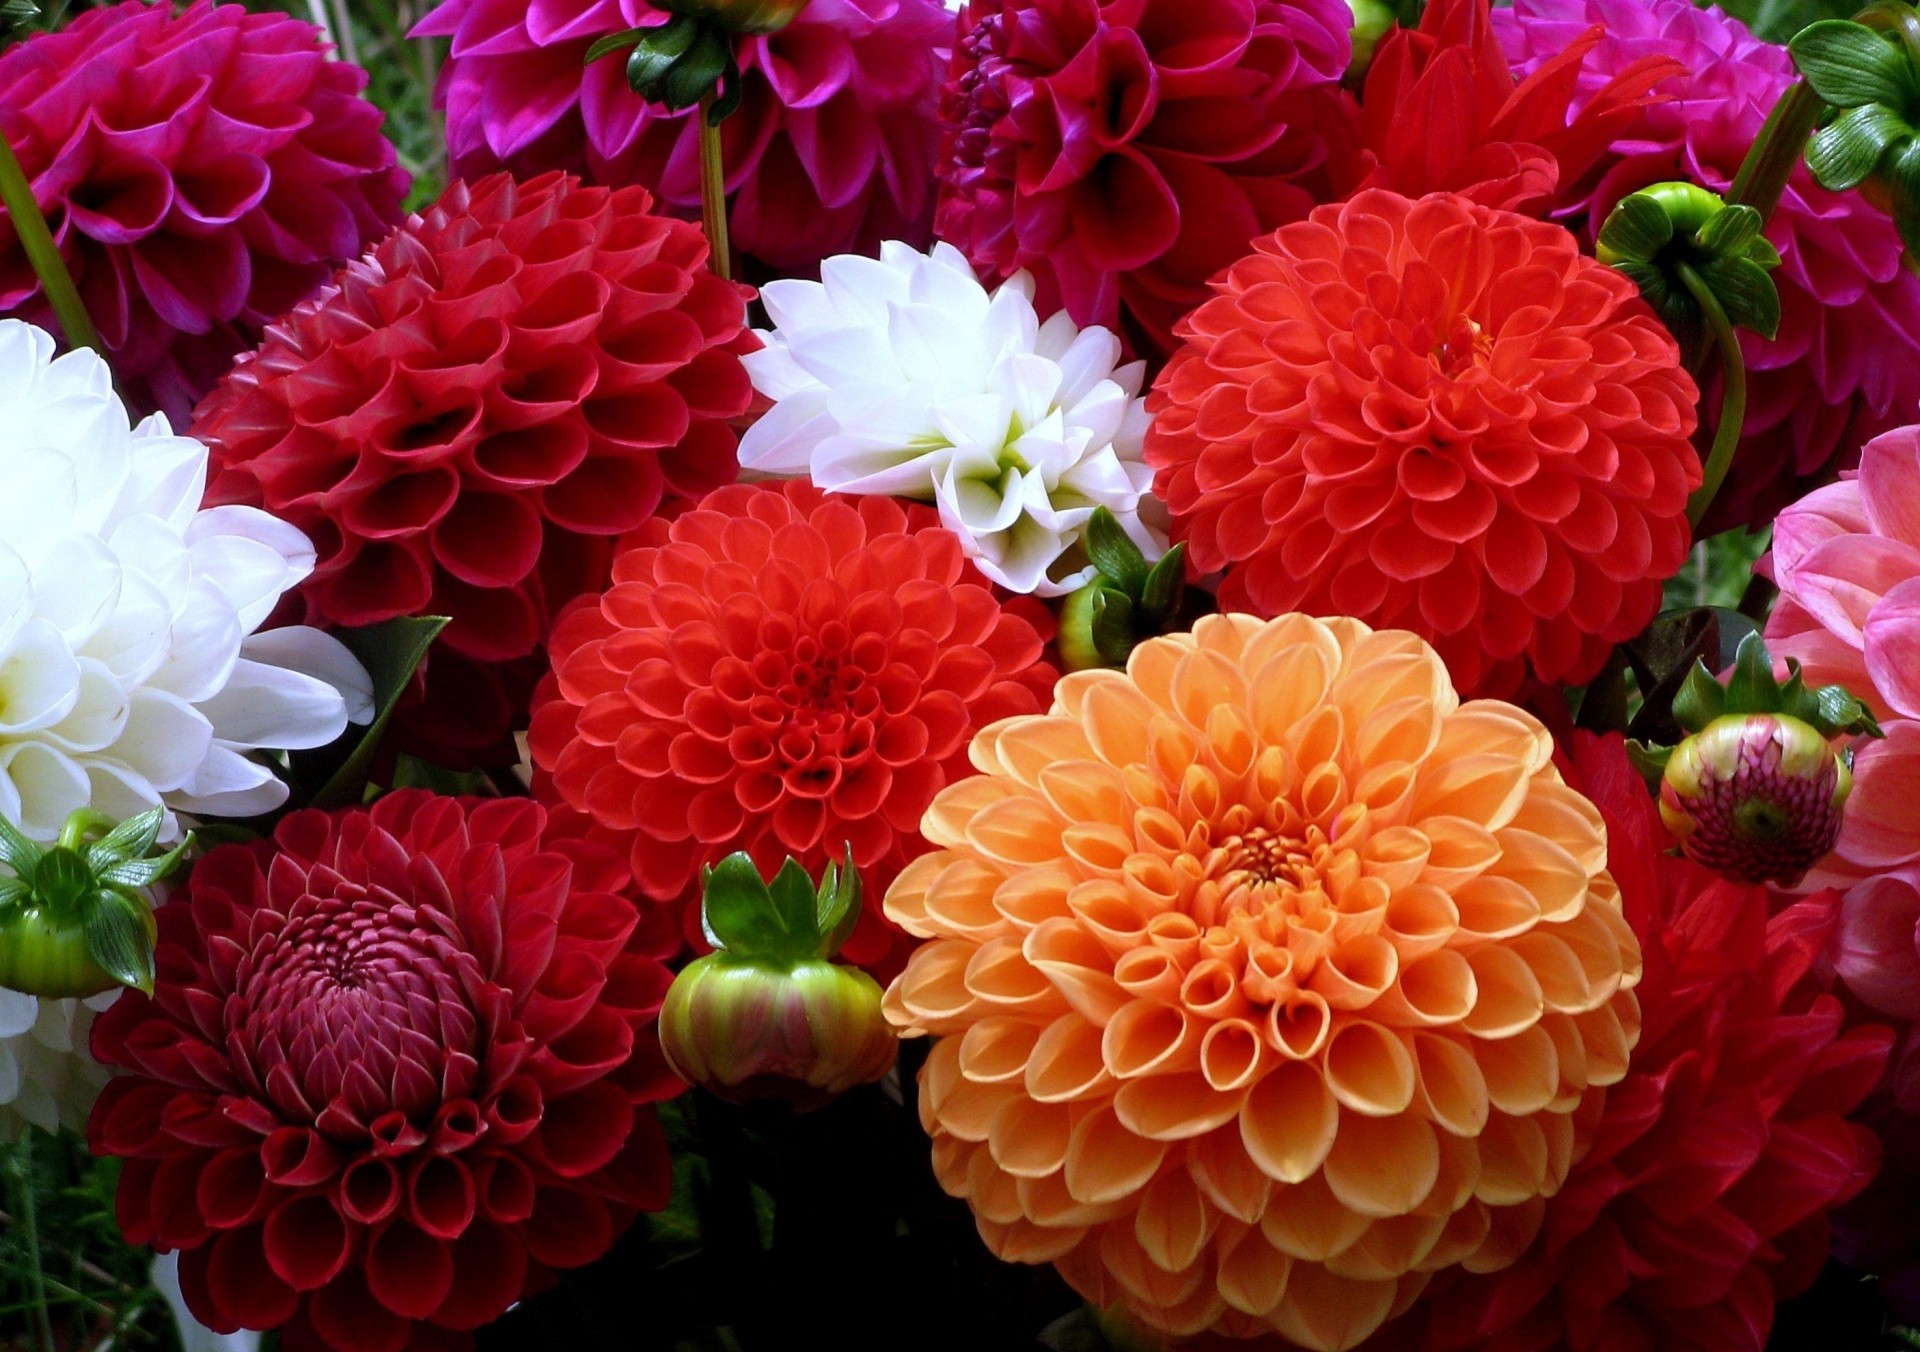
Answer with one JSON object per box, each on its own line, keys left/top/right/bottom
{"left": 1764, "top": 424, "right": 1920, "bottom": 891}
{"left": 1144, "top": 189, "right": 1701, "bottom": 698}
{"left": 528, "top": 481, "right": 1057, "bottom": 976}
{"left": 0, "top": 0, "right": 407, "bottom": 424}
{"left": 0, "top": 988, "right": 111, "bottom": 1140}
{"left": 1498, "top": 0, "right": 1920, "bottom": 531}
{"left": 737, "top": 241, "right": 1161, "bottom": 596}
{"left": 937, "top": 0, "right": 1351, "bottom": 357}
{"left": 1367, "top": 734, "right": 1889, "bottom": 1352}
{"left": 883, "top": 612, "right": 1643, "bottom": 1350}
{"left": 89, "top": 792, "right": 681, "bottom": 1350}
{"left": 196, "top": 171, "right": 754, "bottom": 768}
{"left": 415, "top": 0, "right": 950, "bottom": 275}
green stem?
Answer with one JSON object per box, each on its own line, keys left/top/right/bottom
{"left": 7, "top": 1131, "right": 57, "bottom": 1352}
{"left": 697, "top": 92, "right": 730, "bottom": 282}
{"left": 1678, "top": 260, "right": 1749, "bottom": 529}
{"left": 1726, "top": 80, "right": 1823, "bottom": 225}
{"left": 56, "top": 808, "right": 116, "bottom": 853}
{"left": 0, "top": 128, "right": 99, "bottom": 355}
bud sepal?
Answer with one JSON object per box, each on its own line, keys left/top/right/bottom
{"left": 1058, "top": 508, "right": 1195, "bottom": 672}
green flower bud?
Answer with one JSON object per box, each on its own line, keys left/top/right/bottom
{"left": 1659, "top": 713, "right": 1851, "bottom": 887}
{"left": 1055, "top": 508, "right": 1195, "bottom": 672}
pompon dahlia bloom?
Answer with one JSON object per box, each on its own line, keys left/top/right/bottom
{"left": 1498, "top": 0, "right": 1920, "bottom": 532}
{"left": 528, "top": 481, "right": 1058, "bottom": 975}
{"left": 738, "top": 241, "right": 1161, "bottom": 597}
{"left": 1366, "top": 734, "right": 1890, "bottom": 1352}
{"left": 414, "top": 0, "right": 950, "bottom": 275}
{"left": 937, "top": 0, "right": 1351, "bottom": 358}
{"left": 883, "top": 612, "right": 1643, "bottom": 1351}
{"left": 196, "top": 171, "right": 754, "bottom": 768}
{"left": 1144, "top": 190, "right": 1700, "bottom": 698}
{"left": 0, "top": 0, "right": 407, "bottom": 424}
{"left": 1763, "top": 425, "right": 1920, "bottom": 891}
{"left": 88, "top": 792, "right": 680, "bottom": 1351}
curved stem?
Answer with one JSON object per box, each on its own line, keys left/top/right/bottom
{"left": 697, "top": 93, "right": 731, "bottom": 282}
{"left": 1678, "top": 260, "right": 1749, "bottom": 530}
{"left": 1727, "top": 80, "right": 1823, "bottom": 224}
{"left": 56, "top": 808, "right": 116, "bottom": 853}
{"left": 0, "top": 130, "right": 99, "bottom": 355}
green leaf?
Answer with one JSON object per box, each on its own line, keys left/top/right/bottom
{"left": 1696, "top": 254, "right": 1782, "bottom": 339}
{"left": 1694, "top": 203, "right": 1764, "bottom": 255}
{"left": 1597, "top": 192, "right": 1676, "bottom": 263}
{"left": 83, "top": 890, "right": 154, "bottom": 996}
{"left": 0, "top": 876, "right": 30, "bottom": 908}
{"left": 626, "top": 16, "right": 700, "bottom": 94}
{"left": 1626, "top": 740, "right": 1675, "bottom": 784}
{"left": 1809, "top": 683, "right": 1885, "bottom": 738}
{"left": 301, "top": 616, "right": 451, "bottom": 811}
{"left": 707, "top": 55, "right": 745, "bottom": 124}
{"left": 95, "top": 834, "right": 192, "bottom": 892}
{"left": 1724, "top": 631, "right": 1781, "bottom": 714}
{"left": 1138, "top": 544, "right": 1187, "bottom": 624}
{"left": 81, "top": 807, "right": 164, "bottom": 872}
{"left": 0, "top": 813, "right": 41, "bottom": 878}
{"left": 1806, "top": 102, "right": 1908, "bottom": 190}
{"left": 1672, "top": 660, "right": 1728, "bottom": 731}
{"left": 583, "top": 25, "right": 651, "bottom": 63}
{"left": 1085, "top": 508, "right": 1150, "bottom": 594}
{"left": 1091, "top": 590, "right": 1137, "bottom": 667}
{"left": 1624, "top": 607, "right": 1721, "bottom": 743}
{"left": 767, "top": 857, "right": 820, "bottom": 950}
{"left": 1791, "top": 20, "right": 1917, "bottom": 108}
{"left": 700, "top": 853, "right": 787, "bottom": 958}
{"left": 661, "top": 25, "right": 729, "bottom": 108}
{"left": 815, "top": 845, "right": 862, "bottom": 959}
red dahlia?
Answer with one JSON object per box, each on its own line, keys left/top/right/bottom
{"left": 88, "top": 793, "right": 680, "bottom": 1352}
{"left": 527, "top": 481, "right": 1058, "bottom": 975}
{"left": 194, "top": 170, "right": 755, "bottom": 767}
{"left": 1144, "top": 188, "right": 1702, "bottom": 696}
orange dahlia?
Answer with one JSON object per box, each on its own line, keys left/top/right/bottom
{"left": 1144, "top": 190, "right": 1701, "bottom": 697}
{"left": 883, "top": 613, "right": 1642, "bottom": 1351}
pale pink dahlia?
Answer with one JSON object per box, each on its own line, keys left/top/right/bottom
{"left": 1764, "top": 425, "right": 1920, "bottom": 892}
{"left": 1498, "top": 0, "right": 1920, "bottom": 532}
{"left": 414, "top": 0, "right": 950, "bottom": 275}
{"left": 0, "top": 0, "right": 407, "bottom": 424}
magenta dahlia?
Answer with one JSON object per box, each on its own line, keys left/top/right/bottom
{"left": 88, "top": 792, "right": 681, "bottom": 1351}
{"left": 1497, "top": 0, "right": 1920, "bottom": 532}
{"left": 0, "top": 0, "right": 407, "bottom": 424}
{"left": 413, "top": 0, "right": 950, "bottom": 276}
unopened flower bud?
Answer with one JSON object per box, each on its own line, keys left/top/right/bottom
{"left": 1659, "top": 713, "right": 1850, "bottom": 887}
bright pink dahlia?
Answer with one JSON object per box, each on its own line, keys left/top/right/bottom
{"left": 1498, "top": 0, "right": 1920, "bottom": 533}
{"left": 0, "top": 0, "right": 407, "bottom": 424}
{"left": 937, "top": 0, "right": 1352, "bottom": 359}
{"left": 412, "top": 0, "right": 949, "bottom": 276}
{"left": 88, "top": 792, "right": 680, "bottom": 1351}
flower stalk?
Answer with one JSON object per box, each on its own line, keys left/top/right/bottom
{"left": 1676, "top": 260, "right": 1747, "bottom": 527}
{"left": 699, "top": 91, "right": 731, "bottom": 280}
{"left": 0, "top": 129, "right": 99, "bottom": 355}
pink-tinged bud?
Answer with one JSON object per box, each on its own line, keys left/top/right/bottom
{"left": 658, "top": 954, "right": 896, "bottom": 1111}
{"left": 1659, "top": 712, "right": 1851, "bottom": 887}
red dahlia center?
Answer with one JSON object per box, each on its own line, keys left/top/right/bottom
{"left": 1433, "top": 313, "right": 1492, "bottom": 378}
{"left": 952, "top": 13, "right": 1012, "bottom": 178}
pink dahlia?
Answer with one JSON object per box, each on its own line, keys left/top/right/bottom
{"left": 937, "top": 0, "right": 1352, "bottom": 359}
{"left": 0, "top": 0, "right": 407, "bottom": 424}
{"left": 413, "top": 0, "right": 950, "bottom": 276}
{"left": 1498, "top": 0, "right": 1920, "bottom": 532}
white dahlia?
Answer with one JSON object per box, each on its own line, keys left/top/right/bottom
{"left": 737, "top": 241, "right": 1164, "bottom": 596}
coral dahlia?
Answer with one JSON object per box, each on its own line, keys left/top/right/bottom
{"left": 883, "top": 612, "right": 1643, "bottom": 1350}
{"left": 528, "top": 481, "right": 1058, "bottom": 976}
{"left": 1145, "top": 189, "right": 1701, "bottom": 698}
{"left": 0, "top": 0, "right": 407, "bottom": 424}
{"left": 414, "top": 0, "right": 951, "bottom": 275}
{"left": 195, "top": 170, "right": 755, "bottom": 768}
{"left": 88, "top": 792, "right": 680, "bottom": 1351}
{"left": 937, "top": 0, "right": 1352, "bottom": 358}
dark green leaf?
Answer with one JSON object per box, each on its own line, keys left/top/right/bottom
{"left": 301, "top": 616, "right": 451, "bottom": 811}
{"left": 1138, "top": 544, "right": 1187, "bottom": 624}
{"left": 1806, "top": 102, "right": 1908, "bottom": 190}
{"left": 583, "top": 25, "right": 651, "bottom": 63}
{"left": 0, "top": 0, "right": 36, "bottom": 34}
{"left": 1694, "top": 203, "right": 1764, "bottom": 254}
{"left": 1791, "top": 20, "right": 1916, "bottom": 108}
{"left": 1597, "top": 192, "right": 1676, "bottom": 263}
{"left": 1711, "top": 605, "right": 1762, "bottom": 671}
{"left": 81, "top": 806, "right": 164, "bottom": 872}
{"left": 1697, "top": 255, "right": 1782, "bottom": 339}
{"left": 1671, "top": 661, "right": 1727, "bottom": 731}
{"left": 662, "top": 26, "right": 729, "bottom": 108}
{"left": 1626, "top": 740, "right": 1675, "bottom": 784}
{"left": 708, "top": 56, "right": 745, "bottom": 124}
{"left": 1091, "top": 590, "right": 1137, "bottom": 667}
{"left": 815, "top": 845, "right": 861, "bottom": 959}
{"left": 767, "top": 857, "right": 820, "bottom": 950}
{"left": 1810, "top": 683, "right": 1885, "bottom": 738}
{"left": 0, "top": 813, "right": 41, "bottom": 877}
{"left": 1085, "top": 508, "right": 1150, "bottom": 595}
{"left": 84, "top": 891, "right": 154, "bottom": 996}
{"left": 95, "top": 834, "right": 192, "bottom": 892}
{"left": 1724, "top": 631, "right": 1781, "bottom": 713}
{"left": 0, "top": 876, "right": 30, "bottom": 907}
{"left": 700, "top": 852, "right": 787, "bottom": 958}
{"left": 1625, "top": 607, "right": 1720, "bottom": 743}
{"left": 626, "top": 17, "right": 701, "bottom": 93}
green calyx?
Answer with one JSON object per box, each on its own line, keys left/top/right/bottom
{"left": 0, "top": 807, "right": 192, "bottom": 998}
{"left": 1628, "top": 631, "right": 1882, "bottom": 780}
{"left": 0, "top": 0, "right": 37, "bottom": 33}
{"left": 1598, "top": 182, "right": 1783, "bottom": 363}
{"left": 1058, "top": 509, "right": 1192, "bottom": 672}
{"left": 698, "top": 847, "right": 862, "bottom": 967}
{"left": 1792, "top": 8, "right": 1920, "bottom": 255}
{"left": 586, "top": 16, "right": 744, "bottom": 124}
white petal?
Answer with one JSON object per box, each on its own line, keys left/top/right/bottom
{"left": 41, "top": 659, "right": 131, "bottom": 755}
{"left": 113, "top": 688, "right": 215, "bottom": 793}
{"left": 30, "top": 533, "right": 123, "bottom": 646}
{"left": 0, "top": 742, "right": 91, "bottom": 838}
{"left": 186, "top": 507, "right": 317, "bottom": 631}
{"left": 242, "top": 627, "right": 374, "bottom": 726}
{"left": 197, "top": 656, "right": 351, "bottom": 751}
{"left": 0, "top": 618, "right": 79, "bottom": 734}
{"left": 0, "top": 990, "right": 37, "bottom": 1040}
{"left": 149, "top": 577, "right": 245, "bottom": 704}
{"left": 170, "top": 744, "right": 286, "bottom": 819}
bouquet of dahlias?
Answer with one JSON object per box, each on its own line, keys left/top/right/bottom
{"left": 4, "top": 0, "right": 1920, "bottom": 1348}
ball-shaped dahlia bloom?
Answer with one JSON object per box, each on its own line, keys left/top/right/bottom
{"left": 0, "top": 0, "right": 407, "bottom": 424}
{"left": 88, "top": 792, "right": 680, "bottom": 1351}
{"left": 414, "top": 0, "right": 950, "bottom": 276}
{"left": 1145, "top": 189, "right": 1701, "bottom": 698}
{"left": 883, "top": 612, "right": 1643, "bottom": 1351}
{"left": 1497, "top": 0, "right": 1920, "bottom": 533}
{"left": 1763, "top": 425, "right": 1920, "bottom": 892}
{"left": 1367, "top": 734, "right": 1889, "bottom": 1352}
{"left": 195, "top": 170, "right": 755, "bottom": 768}
{"left": 528, "top": 481, "right": 1058, "bottom": 975}
{"left": 938, "top": 0, "right": 1352, "bottom": 358}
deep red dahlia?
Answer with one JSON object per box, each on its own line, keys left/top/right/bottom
{"left": 194, "top": 170, "right": 755, "bottom": 767}
{"left": 1145, "top": 188, "right": 1702, "bottom": 697}
{"left": 88, "top": 792, "right": 679, "bottom": 1352}
{"left": 936, "top": 0, "right": 1352, "bottom": 359}
{"left": 0, "top": 0, "right": 406, "bottom": 424}
{"left": 527, "top": 481, "right": 1058, "bottom": 976}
